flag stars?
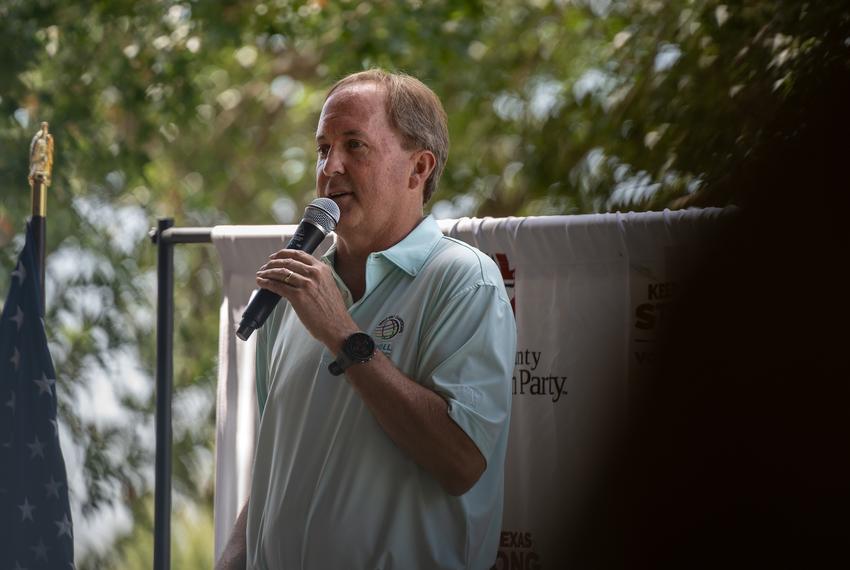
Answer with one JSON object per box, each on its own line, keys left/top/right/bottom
{"left": 11, "top": 305, "right": 24, "bottom": 330}
{"left": 19, "top": 497, "right": 36, "bottom": 521}
{"left": 34, "top": 372, "right": 56, "bottom": 396}
{"left": 10, "top": 346, "right": 20, "bottom": 370}
{"left": 31, "top": 538, "right": 48, "bottom": 561}
{"left": 12, "top": 260, "right": 26, "bottom": 284}
{"left": 28, "top": 436, "right": 46, "bottom": 459}
{"left": 4, "top": 227, "right": 73, "bottom": 567}
{"left": 55, "top": 513, "right": 73, "bottom": 538}
{"left": 45, "top": 476, "right": 63, "bottom": 499}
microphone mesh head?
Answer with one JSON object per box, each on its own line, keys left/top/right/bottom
{"left": 304, "top": 197, "right": 340, "bottom": 233}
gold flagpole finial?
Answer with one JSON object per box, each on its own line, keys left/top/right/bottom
{"left": 29, "top": 121, "right": 54, "bottom": 187}
{"left": 28, "top": 122, "right": 53, "bottom": 217}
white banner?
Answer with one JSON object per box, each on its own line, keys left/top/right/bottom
{"left": 439, "top": 208, "right": 730, "bottom": 567}
{"left": 211, "top": 208, "right": 732, "bottom": 565}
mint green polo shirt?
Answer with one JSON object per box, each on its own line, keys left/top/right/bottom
{"left": 247, "top": 215, "right": 516, "bottom": 570}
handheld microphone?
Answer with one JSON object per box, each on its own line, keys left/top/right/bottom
{"left": 236, "top": 197, "right": 340, "bottom": 341}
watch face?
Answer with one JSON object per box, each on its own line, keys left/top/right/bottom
{"left": 346, "top": 332, "right": 375, "bottom": 360}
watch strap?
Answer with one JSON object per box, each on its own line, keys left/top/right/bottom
{"left": 328, "top": 356, "right": 349, "bottom": 376}
{"left": 328, "top": 332, "right": 375, "bottom": 376}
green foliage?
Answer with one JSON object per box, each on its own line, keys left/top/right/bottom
{"left": 76, "top": 495, "right": 215, "bottom": 570}
{"left": 0, "top": 0, "right": 847, "bottom": 565}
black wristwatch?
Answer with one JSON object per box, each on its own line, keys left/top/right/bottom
{"left": 328, "top": 332, "right": 376, "bottom": 376}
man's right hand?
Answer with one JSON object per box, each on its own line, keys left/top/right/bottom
{"left": 215, "top": 501, "right": 249, "bottom": 570}
{"left": 256, "top": 248, "right": 358, "bottom": 353}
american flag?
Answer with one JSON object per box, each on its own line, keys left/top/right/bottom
{"left": 1, "top": 223, "right": 75, "bottom": 569}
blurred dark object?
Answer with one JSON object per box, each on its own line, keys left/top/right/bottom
{"left": 571, "top": 17, "right": 850, "bottom": 569}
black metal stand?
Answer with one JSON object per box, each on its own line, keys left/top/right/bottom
{"left": 149, "top": 220, "right": 212, "bottom": 570}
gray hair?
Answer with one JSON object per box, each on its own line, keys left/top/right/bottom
{"left": 326, "top": 69, "right": 449, "bottom": 204}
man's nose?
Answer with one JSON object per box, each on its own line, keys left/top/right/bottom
{"left": 322, "top": 146, "right": 344, "bottom": 176}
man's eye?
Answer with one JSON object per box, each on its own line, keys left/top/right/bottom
{"left": 317, "top": 145, "right": 329, "bottom": 158}
{"left": 347, "top": 140, "right": 364, "bottom": 150}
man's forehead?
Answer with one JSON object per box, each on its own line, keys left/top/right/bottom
{"left": 316, "top": 82, "right": 388, "bottom": 135}
{"left": 316, "top": 127, "right": 369, "bottom": 141}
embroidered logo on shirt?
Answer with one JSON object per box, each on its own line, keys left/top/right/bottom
{"left": 374, "top": 315, "right": 404, "bottom": 340}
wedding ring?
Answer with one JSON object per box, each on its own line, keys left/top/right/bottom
{"left": 283, "top": 270, "right": 294, "bottom": 284}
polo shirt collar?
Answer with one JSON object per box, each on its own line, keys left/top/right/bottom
{"left": 377, "top": 215, "right": 442, "bottom": 276}
{"left": 322, "top": 215, "right": 443, "bottom": 277}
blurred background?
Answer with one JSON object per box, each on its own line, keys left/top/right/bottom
{"left": 1, "top": 1, "right": 848, "bottom": 567}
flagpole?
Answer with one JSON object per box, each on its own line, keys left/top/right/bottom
{"left": 28, "top": 122, "right": 53, "bottom": 315}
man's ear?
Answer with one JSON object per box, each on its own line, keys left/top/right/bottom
{"left": 408, "top": 150, "right": 436, "bottom": 191}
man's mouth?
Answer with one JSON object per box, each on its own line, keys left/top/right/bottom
{"left": 326, "top": 190, "right": 352, "bottom": 200}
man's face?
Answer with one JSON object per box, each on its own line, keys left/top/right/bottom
{"left": 315, "top": 82, "right": 420, "bottom": 243}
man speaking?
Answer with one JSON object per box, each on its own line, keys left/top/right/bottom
{"left": 217, "top": 69, "right": 516, "bottom": 570}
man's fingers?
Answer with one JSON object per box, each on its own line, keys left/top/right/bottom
{"left": 256, "top": 250, "right": 333, "bottom": 304}
{"left": 256, "top": 274, "right": 299, "bottom": 299}
{"left": 257, "top": 267, "right": 303, "bottom": 287}
{"left": 256, "top": 276, "right": 287, "bottom": 299}
{"left": 268, "top": 249, "right": 317, "bottom": 263}
{"left": 258, "top": 257, "right": 313, "bottom": 275}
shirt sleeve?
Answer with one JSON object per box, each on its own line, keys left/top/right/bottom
{"left": 417, "top": 282, "right": 517, "bottom": 463}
